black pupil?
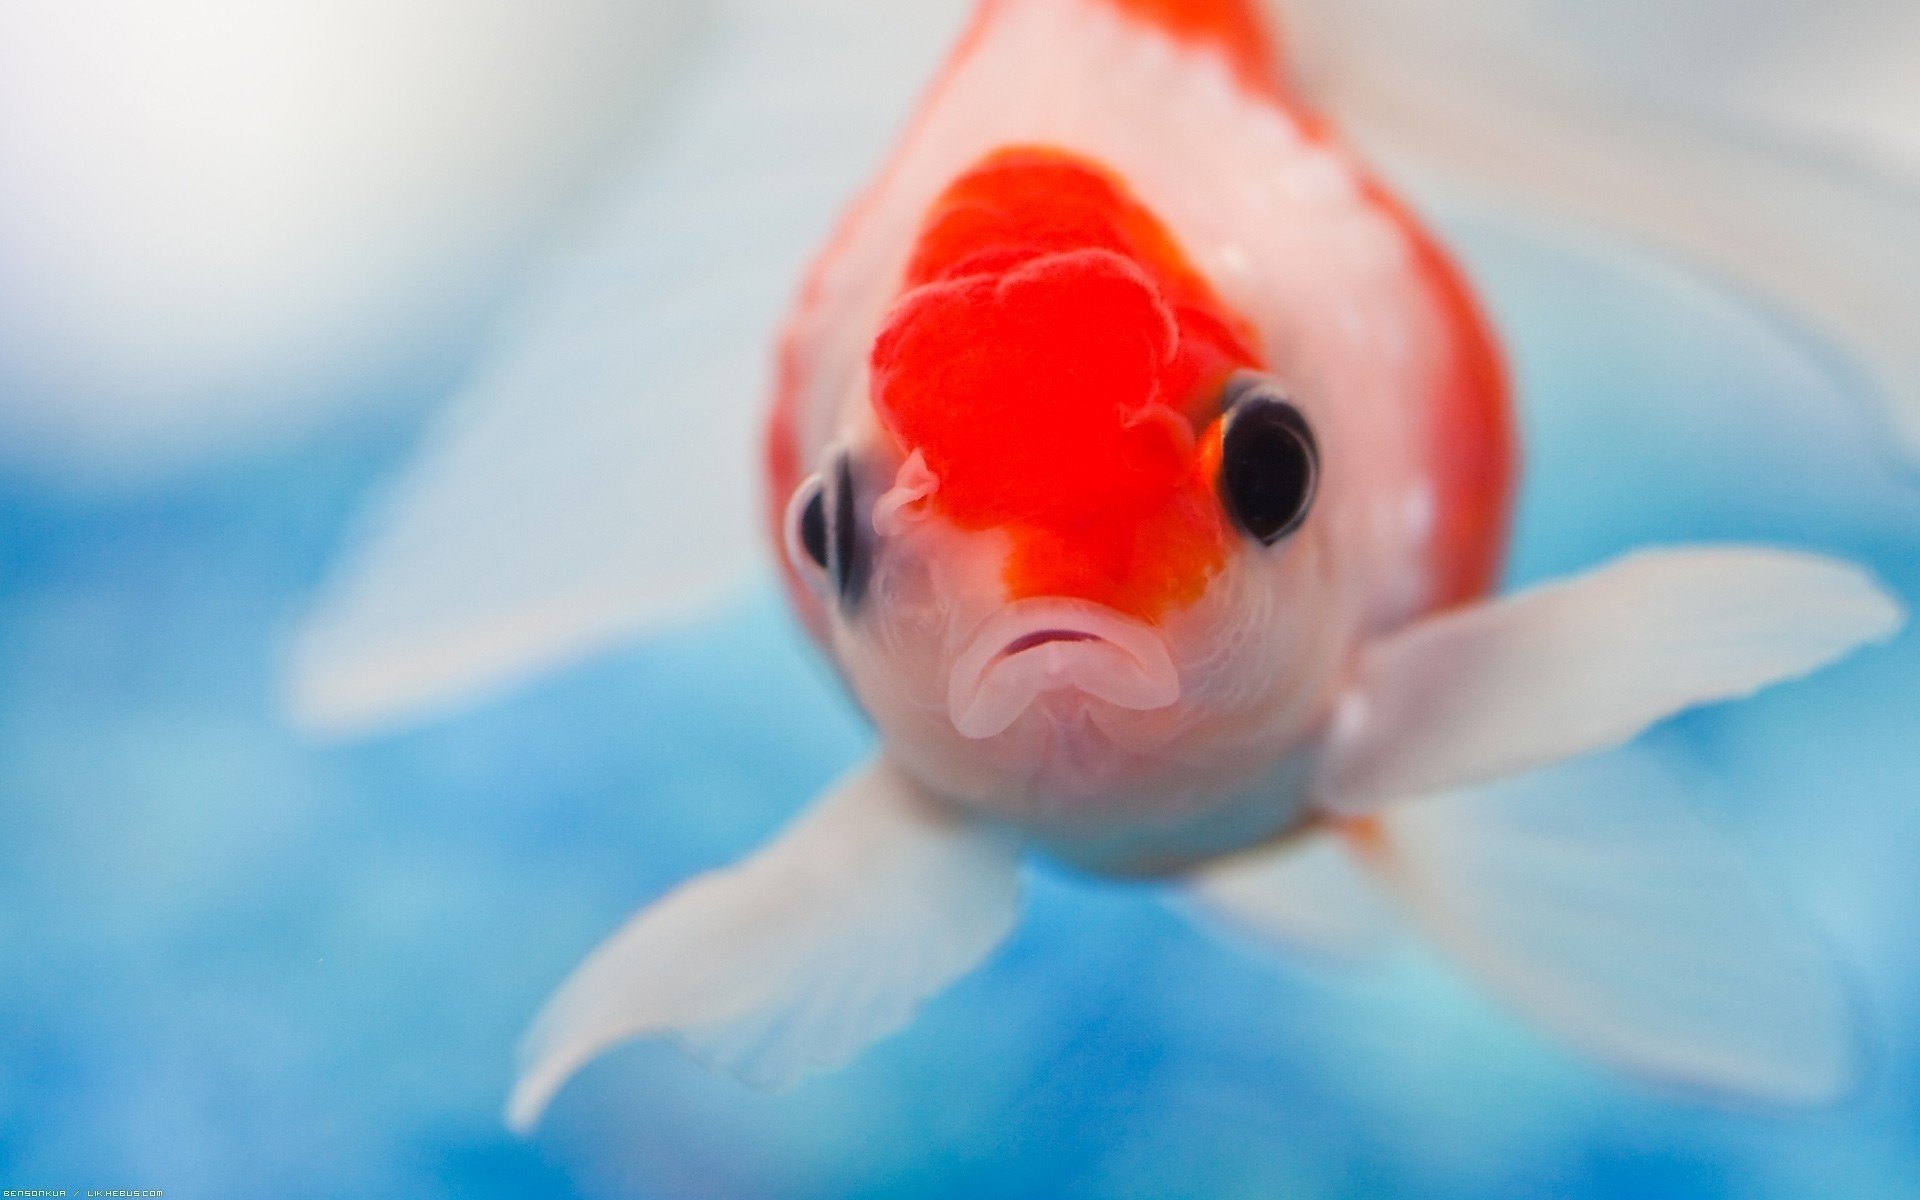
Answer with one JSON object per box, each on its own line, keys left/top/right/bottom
{"left": 795, "top": 458, "right": 869, "bottom": 611}
{"left": 1221, "top": 395, "right": 1317, "bottom": 545}
{"left": 799, "top": 487, "right": 828, "bottom": 568}
{"left": 830, "top": 456, "right": 869, "bottom": 608}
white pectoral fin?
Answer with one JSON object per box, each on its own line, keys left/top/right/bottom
{"left": 1356, "top": 748, "right": 1856, "bottom": 1103}
{"left": 1318, "top": 547, "right": 1903, "bottom": 816}
{"left": 506, "top": 757, "right": 1022, "bottom": 1132}
{"left": 1186, "top": 831, "right": 1399, "bottom": 962}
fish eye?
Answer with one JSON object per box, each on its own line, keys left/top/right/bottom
{"left": 1218, "top": 376, "right": 1319, "bottom": 545}
{"left": 792, "top": 478, "right": 829, "bottom": 570}
{"left": 829, "top": 457, "right": 871, "bottom": 608}
{"left": 785, "top": 458, "right": 869, "bottom": 610}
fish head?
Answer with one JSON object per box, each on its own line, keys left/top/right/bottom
{"left": 780, "top": 149, "right": 1350, "bottom": 813}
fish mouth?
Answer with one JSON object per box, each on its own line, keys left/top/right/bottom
{"left": 947, "top": 599, "right": 1181, "bottom": 740}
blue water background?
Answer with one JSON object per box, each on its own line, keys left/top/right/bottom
{"left": 0, "top": 212, "right": 1916, "bottom": 1198}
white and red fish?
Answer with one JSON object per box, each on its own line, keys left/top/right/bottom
{"left": 286, "top": 0, "right": 1907, "bottom": 1129}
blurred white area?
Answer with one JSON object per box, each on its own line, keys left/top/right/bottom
{"left": 0, "top": 0, "right": 685, "bottom": 484}
{"left": 1530, "top": 0, "right": 1920, "bottom": 172}
{"left": 1286, "top": 0, "right": 1920, "bottom": 176}
{"left": 1279, "top": 0, "right": 1920, "bottom": 460}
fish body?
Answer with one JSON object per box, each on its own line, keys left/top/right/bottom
{"left": 278, "top": 0, "right": 1910, "bottom": 1129}
{"left": 765, "top": 0, "right": 1509, "bottom": 870}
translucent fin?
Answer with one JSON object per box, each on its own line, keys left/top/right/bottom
{"left": 1287, "top": 0, "right": 1920, "bottom": 461}
{"left": 1358, "top": 747, "right": 1856, "bottom": 1103}
{"left": 1317, "top": 547, "right": 1902, "bottom": 816}
{"left": 286, "top": 0, "right": 964, "bottom": 734}
{"left": 506, "top": 756, "right": 1021, "bottom": 1131}
{"left": 1185, "top": 830, "right": 1398, "bottom": 961}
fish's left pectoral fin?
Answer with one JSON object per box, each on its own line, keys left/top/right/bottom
{"left": 1354, "top": 748, "right": 1858, "bottom": 1103}
{"left": 505, "top": 757, "right": 1022, "bottom": 1132}
{"left": 1317, "top": 546, "right": 1903, "bottom": 817}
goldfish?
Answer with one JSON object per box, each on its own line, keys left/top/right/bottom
{"left": 286, "top": 0, "right": 1911, "bottom": 1130}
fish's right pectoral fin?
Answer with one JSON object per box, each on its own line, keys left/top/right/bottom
{"left": 1353, "top": 747, "right": 1857, "bottom": 1104}
{"left": 1317, "top": 546, "right": 1903, "bottom": 817}
{"left": 506, "top": 756, "right": 1022, "bottom": 1132}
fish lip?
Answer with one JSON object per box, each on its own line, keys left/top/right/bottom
{"left": 1000, "top": 629, "right": 1101, "bottom": 656}
{"left": 947, "top": 599, "right": 1181, "bottom": 740}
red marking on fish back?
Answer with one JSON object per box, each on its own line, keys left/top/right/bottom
{"left": 873, "top": 148, "right": 1262, "bottom": 619}
{"left": 1099, "top": 0, "right": 1286, "bottom": 97}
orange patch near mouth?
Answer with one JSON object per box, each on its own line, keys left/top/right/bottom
{"left": 872, "top": 148, "right": 1261, "bottom": 620}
